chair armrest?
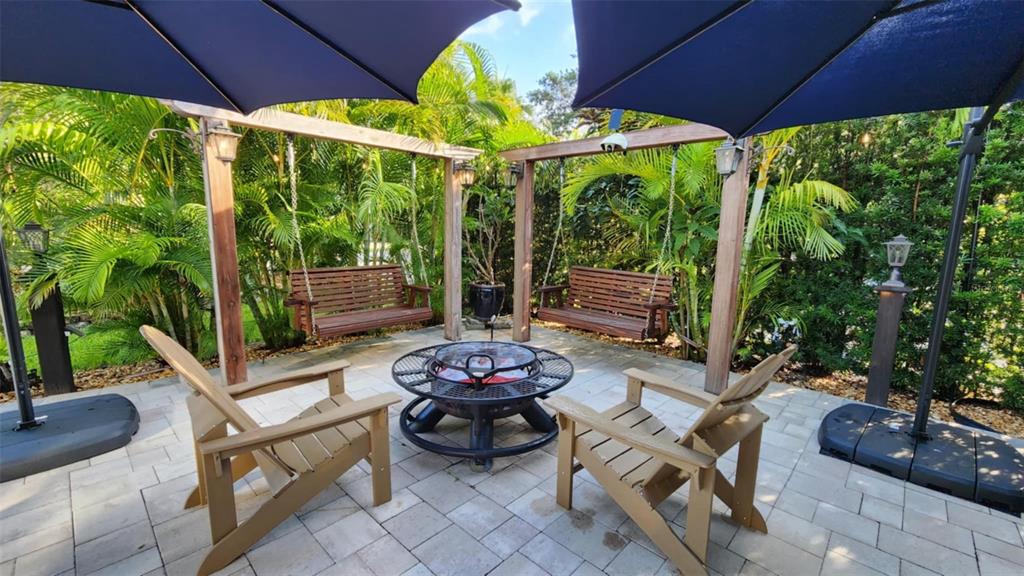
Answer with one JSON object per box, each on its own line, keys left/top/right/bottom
{"left": 642, "top": 300, "right": 678, "bottom": 312}
{"left": 403, "top": 284, "right": 432, "bottom": 294}
{"left": 200, "top": 393, "right": 401, "bottom": 460}
{"left": 622, "top": 368, "right": 716, "bottom": 408}
{"left": 538, "top": 284, "right": 570, "bottom": 294}
{"left": 226, "top": 359, "right": 350, "bottom": 399}
{"left": 545, "top": 396, "right": 714, "bottom": 473}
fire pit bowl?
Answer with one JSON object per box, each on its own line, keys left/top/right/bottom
{"left": 392, "top": 341, "right": 573, "bottom": 471}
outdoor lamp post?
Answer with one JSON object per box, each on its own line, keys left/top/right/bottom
{"left": 16, "top": 222, "right": 75, "bottom": 395}
{"left": 207, "top": 124, "right": 241, "bottom": 162}
{"left": 16, "top": 222, "right": 49, "bottom": 254}
{"left": 454, "top": 160, "right": 476, "bottom": 187}
{"left": 504, "top": 162, "right": 523, "bottom": 189}
{"left": 865, "top": 234, "right": 913, "bottom": 406}
{"left": 715, "top": 138, "right": 745, "bottom": 176}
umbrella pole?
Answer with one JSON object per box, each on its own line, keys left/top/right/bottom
{"left": 0, "top": 227, "right": 41, "bottom": 429}
{"left": 910, "top": 106, "right": 985, "bottom": 439}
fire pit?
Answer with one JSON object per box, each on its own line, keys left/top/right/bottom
{"left": 392, "top": 341, "right": 573, "bottom": 471}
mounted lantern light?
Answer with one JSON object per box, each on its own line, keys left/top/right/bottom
{"left": 16, "top": 222, "right": 49, "bottom": 254}
{"left": 453, "top": 160, "right": 476, "bottom": 187}
{"left": 504, "top": 162, "right": 523, "bottom": 189}
{"left": 883, "top": 234, "right": 913, "bottom": 286}
{"left": 715, "top": 138, "right": 745, "bottom": 176}
{"left": 207, "top": 124, "right": 241, "bottom": 162}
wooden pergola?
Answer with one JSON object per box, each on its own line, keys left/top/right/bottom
{"left": 499, "top": 123, "right": 751, "bottom": 394}
{"left": 168, "top": 101, "right": 481, "bottom": 385}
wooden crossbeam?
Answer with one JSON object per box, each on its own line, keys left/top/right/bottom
{"left": 165, "top": 100, "right": 482, "bottom": 160}
{"left": 499, "top": 123, "right": 727, "bottom": 162}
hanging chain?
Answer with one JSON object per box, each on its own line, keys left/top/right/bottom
{"left": 287, "top": 134, "right": 315, "bottom": 306}
{"left": 649, "top": 145, "right": 679, "bottom": 305}
{"left": 542, "top": 158, "right": 566, "bottom": 288}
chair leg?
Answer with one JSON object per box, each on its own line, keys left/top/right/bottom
{"left": 556, "top": 413, "right": 575, "bottom": 510}
{"left": 369, "top": 408, "right": 392, "bottom": 506}
{"left": 199, "top": 449, "right": 362, "bottom": 576}
{"left": 685, "top": 466, "right": 715, "bottom": 564}
{"left": 731, "top": 423, "right": 762, "bottom": 529}
{"left": 186, "top": 452, "right": 259, "bottom": 509}
{"left": 576, "top": 449, "right": 707, "bottom": 576}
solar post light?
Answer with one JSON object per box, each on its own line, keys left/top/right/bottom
{"left": 865, "top": 234, "right": 913, "bottom": 406}
{"left": 16, "top": 222, "right": 49, "bottom": 254}
{"left": 16, "top": 222, "right": 76, "bottom": 395}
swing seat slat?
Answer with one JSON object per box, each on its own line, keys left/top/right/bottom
{"left": 287, "top": 265, "right": 432, "bottom": 338}
{"left": 537, "top": 266, "right": 675, "bottom": 341}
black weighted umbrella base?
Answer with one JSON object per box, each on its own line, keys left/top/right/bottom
{"left": 819, "top": 403, "right": 1024, "bottom": 515}
{"left": 401, "top": 397, "right": 558, "bottom": 472}
{"left": 0, "top": 393, "right": 140, "bottom": 482}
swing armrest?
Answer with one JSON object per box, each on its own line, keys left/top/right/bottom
{"left": 642, "top": 300, "right": 678, "bottom": 311}
{"left": 538, "top": 284, "right": 569, "bottom": 294}
{"left": 285, "top": 298, "right": 319, "bottom": 307}
{"left": 403, "top": 285, "right": 431, "bottom": 307}
{"left": 538, "top": 284, "right": 569, "bottom": 309}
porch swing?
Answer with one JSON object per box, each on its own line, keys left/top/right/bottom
{"left": 536, "top": 149, "right": 678, "bottom": 341}
{"left": 285, "top": 137, "right": 432, "bottom": 338}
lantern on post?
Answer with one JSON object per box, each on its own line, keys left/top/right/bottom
{"left": 865, "top": 234, "right": 914, "bottom": 406}
{"left": 453, "top": 160, "right": 476, "bottom": 187}
{"left": 715, "top": 138, "right": 745, "bottom": 176}
{"left": 504, "top": 162, "right": 523, "bottom": 189}
{"left": 207, "top": 124, "right": 241, "bottom": 162}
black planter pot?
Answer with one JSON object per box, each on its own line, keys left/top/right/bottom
{"left": 468, "top": 282, "right": 505, "bottom": 321}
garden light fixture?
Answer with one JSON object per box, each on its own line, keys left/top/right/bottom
{"left": 883, "top": 234, "right": 912, "bottom": 286}
{"left": 453, "top": 160, "right": 476, "bottom": 187}
{"left": 715, "top": 138, "right": 745, "bottom": 176}
{"left": 207, "top": 124, "right": 241, "bottom": 162}
{"left": 504, "top": 162, "right": 523, "bottom": 189}
{"left": 16, "top": 222, "right": 49, "bottom": 254}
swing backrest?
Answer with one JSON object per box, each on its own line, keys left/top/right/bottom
{"left": 288, "top": 264, "right": 407, "bottom": 316}
{"left": 566, "top": 266, "right": 672, "bottom": 319}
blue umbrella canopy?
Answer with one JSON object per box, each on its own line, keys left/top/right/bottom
{"left": 571, "top": 0, "right": 1024, "bottom": 137}
{"left": 1, "top": 0, "right": 518, "bottom": 113}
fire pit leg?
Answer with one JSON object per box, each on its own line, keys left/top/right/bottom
{"left": 469, "top": 408, "right": 495, "bottom": 472}
{"left": 521, "top": 399, "right": 557, "bottom": 433}
{"left": 407, "top": 401, "right": 446, "bottom": 433}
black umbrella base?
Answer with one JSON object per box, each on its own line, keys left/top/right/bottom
{"left": 819, "top": 403, "right": 1024, "bottom": 515}
{"left": 401, "top": 397, "right": 558, "bottom": 472}
{"left": 0, "top": 394, "right": 140, "bottom": 482}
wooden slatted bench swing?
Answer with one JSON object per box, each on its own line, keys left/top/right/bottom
{"left": 287, "top": 264, "right": 432, "bottom": 339}
{"left": 537, "top": 266, "right": 677, "bottom": 340}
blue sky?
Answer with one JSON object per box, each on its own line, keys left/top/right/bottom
{"left": 458, "top": 0, "right": 577, "bottom": 98}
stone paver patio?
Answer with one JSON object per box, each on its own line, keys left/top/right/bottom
{"left": 2, "top": 325, "right": 1022, "bottom": 576}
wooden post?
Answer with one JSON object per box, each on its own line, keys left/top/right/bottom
{"left": 512, "top": 161, "right": 535, "bottom": 342}
{"left": 443, "top": 158, "right": 463, "bottom": 341}
{"left": 704, "top": 141, "right": 751, "bottom": 394}
{"left": 201, "top": 117, "right": 247, "bottom": 385}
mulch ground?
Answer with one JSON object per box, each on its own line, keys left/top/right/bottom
{"left": 5, "top": 320, "right": 1021, "bottom": 438}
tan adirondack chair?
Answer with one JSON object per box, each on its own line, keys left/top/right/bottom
{"left": 140, "top": 326, "right": 401, "bottom": 576}
{"left": 546, "top": 345, "right": 796, "bottom": 575}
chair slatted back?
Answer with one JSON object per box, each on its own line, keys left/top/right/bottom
{"left": 288, "top": 265, "right": 406, "bottom": 316}
{"left": 140, "top": 326, "right": 292, "bottom": 476}
{"left": 566, "top": 266, "right": 672, "bottom": 320}
{"left": 679, "top": 346, "right": 796, "bottom": 444}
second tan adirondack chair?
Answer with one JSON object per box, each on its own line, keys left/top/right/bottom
{"left": 140, "top": 326, "right": 401, "bottom": 576}
{"left": 546, "top": 346, "right": 796, "bottom": 575}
